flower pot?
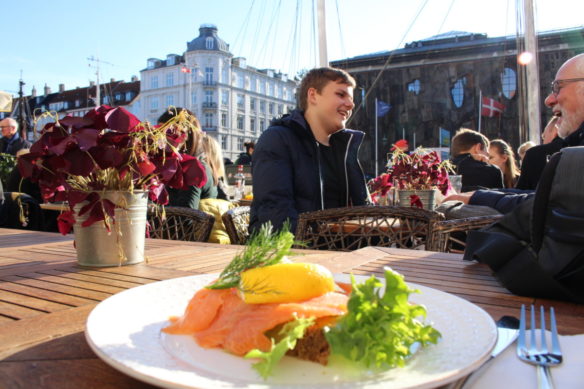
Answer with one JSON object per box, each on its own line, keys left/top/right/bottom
{"left": 398, "top": 189, "right": 437, "bottom": 210}
{"left": 73, "top": 191, "right": 148, "bottom": 267}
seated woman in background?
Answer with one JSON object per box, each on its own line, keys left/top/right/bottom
{"left": 488, "top": 139, "right": 520, "bottom": 188}
{"left": 158, "top": 108, "right": 217, "bottom": 209}
{"left": 201, "top": 134, "right": 229, "bottom": 200}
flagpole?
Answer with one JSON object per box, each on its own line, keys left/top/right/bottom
{"left": 375, "top": 98, "right": 379, "bottom": 177}
{"left": 478, "top": 90, "right": 482, "bottom": 133}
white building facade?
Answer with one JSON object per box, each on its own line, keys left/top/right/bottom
{"left": 139, "top": 24, "right": 298, "bottom": 161}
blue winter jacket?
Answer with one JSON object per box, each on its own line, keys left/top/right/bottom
{"left": 470, "top": 121, "right": 584, "bottom": 213}
{"left": 249, "top": 110, "right": 369, "bottom": 233}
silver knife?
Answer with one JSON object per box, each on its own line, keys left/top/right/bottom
{"left": 452, "top": 316, "right": 520, "bottom": 389}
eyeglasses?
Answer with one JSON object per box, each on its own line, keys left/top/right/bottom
{"left": 550, "top": 78, "right": 584, "bottom": 95}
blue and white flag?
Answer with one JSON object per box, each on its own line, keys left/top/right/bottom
{"left": 376, "top": 100, "right": 391, "bottom": 117}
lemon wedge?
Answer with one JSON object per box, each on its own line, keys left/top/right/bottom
{"left": 240, "top": 263, "right": 335, "bottom": 304}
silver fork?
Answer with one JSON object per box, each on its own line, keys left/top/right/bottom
{"left": 516, "top": 304, "right": 563, "bottom": 389}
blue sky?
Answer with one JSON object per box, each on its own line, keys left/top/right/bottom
{"left": 1, "top": 0, "right": 582, "bottom": 95}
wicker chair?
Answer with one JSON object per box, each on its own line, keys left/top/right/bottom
{"left": 295, "top": 205, "right": 445, "bottom": 251}
{"left": 427, "top": 214, "right": 504, "bottom": 253}
{"left": 147, "top": 205, "right": 215, "bottom": 242}
{"left": 221, "top": 206, "right": 250, "bottom": 245}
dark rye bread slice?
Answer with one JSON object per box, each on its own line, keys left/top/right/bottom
{"left": 285, "top": 316, "right": 339, "bottom": 365}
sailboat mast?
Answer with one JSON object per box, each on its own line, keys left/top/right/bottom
{"left": 317, "top": 0, "right": 328, "bottom": 66}
{"left": 523, "top": 0, "right": 541, "bottom": 143}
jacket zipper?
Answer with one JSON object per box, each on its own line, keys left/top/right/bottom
{"left": 343, "top": 134, "right": 353, "bottom": 206}
{"left": 316, "top": 141, "right": 325, "bottom": 210}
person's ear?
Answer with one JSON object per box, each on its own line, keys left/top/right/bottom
{"left": 307, "top": 87, "right": 318, "bottom": 106}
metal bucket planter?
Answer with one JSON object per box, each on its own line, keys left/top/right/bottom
{"left": 73, "top": 191, "right": 148, "bottom": 267}
{"left": 398, "top": 189, "right": 437, "bottom": 211}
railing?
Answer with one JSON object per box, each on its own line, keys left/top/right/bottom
{"left": 202, "top": 125, "right": 217, "bottom": 132}
{"left": 203, "top": 80, "right": 217, "bottom": 86}
{"left": 202, "top": 102, "right": 217, "bottom": 109}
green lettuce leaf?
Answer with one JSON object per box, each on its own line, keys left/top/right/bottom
{"left": 244, "top": 316, "right": 315, "bottom": 379}
{"left": 325, "top": 269, "right": 441, "bottom": 369}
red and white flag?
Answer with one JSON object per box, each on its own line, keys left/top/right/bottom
{"left": 181, "top": 66, "right": 191, "bottom": 74}
{"left": 481, "top": 97, "right": 505, "bottom": 117}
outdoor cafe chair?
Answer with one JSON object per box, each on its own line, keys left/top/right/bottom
{"left": 295, "top": 205, "right": 445, "bottom": 251}
{"left": 147, "top": 205, "right": 215, "bottom": 242}
{"left": 0, "top": 192, "right": 44, "bottom": 231}
{"left": 221, "top": 205, "right": 250, "bottom": 245}
{"left": 426, "top": 214, "right": 504, "bottom": 253}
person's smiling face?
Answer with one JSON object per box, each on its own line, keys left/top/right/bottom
{"left": 309, "top": 81, "right": 355, "bottom": 134}
{"left": 544, "top": 54, "right": 584, "bottom": 138}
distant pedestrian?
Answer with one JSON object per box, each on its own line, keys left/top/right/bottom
{"left": 0, "top": 118, "right": 31, "bottom": 156}
{"left": 235, "top": 141, "right": 254, "bottom": 165}
{"left": 517, "top": 141, "right": 535, "bottom": 164}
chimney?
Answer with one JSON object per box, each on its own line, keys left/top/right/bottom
{"left": 59, "top": 84, "right": 65, "bottom": 93}
{"left": 110, "top": 78, "right": 115, "bottom": 83}
{"left": 44, "top": 84, "right": 51, "bottom": 95}
{"left": 31, "top": 86, "right": 37, "bottom": 98}
{"left": 131, "top": 75, "right": 138, "bottom": 82}
{"left": 89, "top": 81, "right": 95, "bottom": 87}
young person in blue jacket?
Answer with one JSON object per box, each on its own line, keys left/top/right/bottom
{"left": 249, "top": 67, "right": 369, "bottom": 233}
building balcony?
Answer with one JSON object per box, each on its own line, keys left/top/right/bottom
{"left": 203, "top": 80, "right": 217, "bottom": 86}
{"left": 202, "top": 102, "right": 218, "bottom": 109}
{"left": 202, "top": 125, "right": 217, "bottom": 132}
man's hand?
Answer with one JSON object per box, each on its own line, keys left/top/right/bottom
{"left": 442, "top": 191, "right": 475, "bottom": 204}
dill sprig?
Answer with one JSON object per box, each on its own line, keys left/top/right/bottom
{"left": 207, "top": 222, "right": 296, "bottom": 290}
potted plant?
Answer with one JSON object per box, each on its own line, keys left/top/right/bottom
{"left": 17, "top": 105, "right": 207, "bottom": 266}
{"left": 368, "top": 146, "right": 454, "bottom": 210}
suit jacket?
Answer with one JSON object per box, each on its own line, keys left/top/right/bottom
{"left": 515, "top": 137, "right": 565, "bottom": 190}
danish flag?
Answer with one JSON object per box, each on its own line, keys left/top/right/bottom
{"left": 481, "top": 97, "right": 505, "bottom": 117}
{"left": 181, "top": 66, "right": 191, "bottom": 74}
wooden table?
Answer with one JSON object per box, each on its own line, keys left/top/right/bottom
{"left": 1, "top": 228, "right": 583, "bottom": 388}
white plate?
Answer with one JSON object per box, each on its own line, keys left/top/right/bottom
{"left": 85, "top": 273, "right": 496, "bottom": 389}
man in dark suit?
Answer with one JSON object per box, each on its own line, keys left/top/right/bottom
{"left": 450, "top": 128, "right": 504, "bottom": 192}
{"left": 516, "top": 116, "right": 565, "bottom": 190}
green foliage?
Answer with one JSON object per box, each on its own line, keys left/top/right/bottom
{"left": 244, "top": 316, "right": 315, "bottom": 379}
{"left": 207, "top": 222, "right": 296, "bottom": 290}
{"left": 325, "top": 269, "right": 441, "bottom": 369}
{"left": 0, "top": 153, "right": 16, "bottom": 187}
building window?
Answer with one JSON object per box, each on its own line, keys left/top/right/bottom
{"left": 205, "top": 90, "right": 214, "bottom": 104}
{"left": 125, "top": 92, "right": 134, "bottom": 100}
{"left": 269, "top": 102, "right": 274, "bottom": 115}
{"left": 205, "top": 37, "right": 214, "bottom": 50}
{"left": 268, "top": 83, "right": 274, "bottom": 96}
{"left": 221, "top": 135, "right": 227, "bottom": 150}
{"left": 221, "top": 90, "right": 229, "bottom": 105}
{"left": 191, "top": 92, "right": 197, "bottom": 105}
{"left": 221, "top": 112, "right": 227, "bottom": 127}
{"left": 167, "top": 56, "right": 175, "bottom": 66}
{"left": 451, "top": 77, "right": 466, "bottom": 108}
{"left": 103, "top": 96, "right": 110, "bottom": 104}
{"left": 151, "top": 75, "right": 158, "bottom": 89}
{"left": 204, "top": 112, "right": 213, "bottom": 127}
{"left": 166, "top": 95, "right": 174, "bottom": 107}
{"left": 237, "top": 137, "right": 244, "bottom": 151}
{"left": 501, "top": 68, "right": 517, "bottom": 99}
{"left": 407, "top": 79, "right": 421, "bottom": 95}
{"left": 260, "top": 100, "right": 266, "bottom": 113}
{"left": 205, "top": 67, "right": 214, "bottom": 84}
{"left": 250, "top": 98, "right": 256, "bottom": 111}
{"left": 250, "top": 77, "right": 257, "bottom": 92}
{"left": 75, "top": 99, "right": 81, "bottom": 107}
{"left": 166, "top": 73, "right": 174, "bottom": 87}
{"left": 150, "top": 96, "right": 159, "bottom": 110}
{"left": 259, "top": 120, "right": 265, "bottom": 132}
{"left": 237, "top": 94, "right": 245, "bottom": 109}
{"left": 237, "top": 74, "right": 245, "bottom": 89}
{"left": 237, "top": 114, "right": 244, "bottom": 131}
{"left": 278, "top": 104, "right": 283, "bottom": 115}
{"left": 250, "top": 117, "right": 256, "bottom": 132}
{"left": 260, "top": 81, "right": 266, "bottom": 94}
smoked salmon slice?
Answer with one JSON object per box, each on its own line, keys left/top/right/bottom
{"left": 163, "top": 287, "right": 348, "bottom": 356}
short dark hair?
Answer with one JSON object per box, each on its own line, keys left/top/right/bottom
{"left": 244, "top": 141, "right": 255, "bottom": 152}
{"left": 298, "top": 67, "right": 356, "bottom": 111}
{"left": 451, "top": 128, "right": 490, "bottom": 157}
